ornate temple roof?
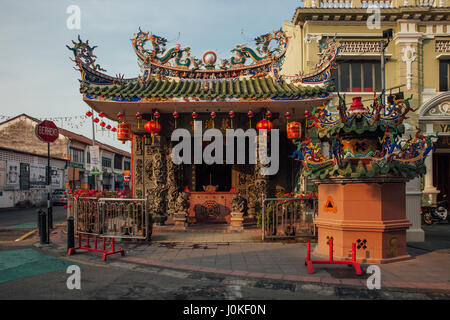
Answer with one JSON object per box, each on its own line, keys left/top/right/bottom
{"left": 68, "top": 28, "right": 340, "bottom": 117}
{"left": 81, "top": 76, "right": 333, "bottom": 103}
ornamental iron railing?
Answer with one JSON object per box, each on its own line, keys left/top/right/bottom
{"left": 70, "top": 197, "right": 149, "bottom": 240}
{"left": 261, "top": 197, "right": 318, "bottom": 240}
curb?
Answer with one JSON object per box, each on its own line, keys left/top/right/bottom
{"left": 119, "top": 256, "right": 450, "bottom": 293}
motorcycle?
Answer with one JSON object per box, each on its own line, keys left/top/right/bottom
{"left": 421, "top": 195, "right": 449, "bottom": 225}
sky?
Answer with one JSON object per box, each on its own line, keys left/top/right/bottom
{"left": 0, "top": 0, "right": 301, "bottom": 151}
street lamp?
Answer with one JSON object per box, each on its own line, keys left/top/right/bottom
{"left": 381, "top": 28, "right": 393, "bottom": 103}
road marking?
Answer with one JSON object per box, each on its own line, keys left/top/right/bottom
{"left": 15, "top": 229, "right": 37, "bottom": 242}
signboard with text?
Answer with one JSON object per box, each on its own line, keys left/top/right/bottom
{"left": 35, "top": 120, "right": 59, "bottom": 143}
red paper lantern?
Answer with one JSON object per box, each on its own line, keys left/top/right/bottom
{"left": 117, "top": 123, "right": 131, "bottom": 143}
{"left": 248, "top": 110, "right": 254, "bottom": 128}
{"left": 136, "top": 112, "right": 143, "bottom": 129}
{"left": 117, "top": 112, "right": 124, "bottom": 119}
{"left": 266, "top": 111, "right": 272, "bottom": 119}
{"left": 111, "top": 127, "right": 117, "bottom": 132}
{"left": 228, "top": 111, "right": 235, "bottom": 118}
{"left": 100, "top": 121, "right": 106, "bottom": 127}
{"left": 172, "top": 111, "right": 179, "bottom": 128}
{"left": 93, "top": 118, "right": 100, "bottom": 123}
{"left": 144, "top": 120, "right": 161, "bottom": 134}
{"left": 106, "top": 124, "right": 111, "bottom": 130}
{"left": 210, "top": 112, "right": 216, "bottom": 119}
{"left": 256, "top": 119, "right": 273, "bottom": 132}
{"left": 144, "top": 120, "right": 162, "bottom": 145}
{"left": 287, "top": 122, "right": 301, "bottom": 140}
{"left": 154, "top": 111, "right": 160, "bottom": 119}
{"left": 284, "top": 112, "right": 291, "bottom": 119}
{"left": 192, "top": 112, "right": 198, "bottom": 119}
{"left": 86, "top": 111, "right": 93, "bottom": 117}
{"left": 99, "top": 112, "right": 105, "bottom": 118}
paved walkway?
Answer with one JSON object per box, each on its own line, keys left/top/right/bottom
{"left": 48, "top": 224, "right": 450, "bottom": 292}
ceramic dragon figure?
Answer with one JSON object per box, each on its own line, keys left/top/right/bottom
{"left": 228, "top": 29, "right": 288, "bottom": 66}
{"left": 67, "top": 35, "right": 106, "bottom": 72}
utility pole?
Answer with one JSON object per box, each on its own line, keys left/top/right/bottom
{"left": 91, "top": 107, "right": 97, "bottom": 190}
{"left": 381, "top": 28, "right": 393, "bottom": 104}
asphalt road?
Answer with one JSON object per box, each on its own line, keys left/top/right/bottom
{"left": 0, "top": 242, "right": 445, "bottom": 301}
{"left": 0, "top": 206, "right": 66, "bottom": 229}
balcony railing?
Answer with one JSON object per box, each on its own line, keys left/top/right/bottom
{"left": 302, "top": 0, "right": 448, "bottom": 7}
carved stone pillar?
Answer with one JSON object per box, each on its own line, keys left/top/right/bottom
{"left": 165, "top": 144, "right": 181, "bottom": 218}
{"left": 145, "top": 135, "right": 168, "bottom": 225}
{"left": 133, "top": 134, "right": 144, "bottom": 199}
{"left": 248, "top": 135, "right": 269, "bottom": 218}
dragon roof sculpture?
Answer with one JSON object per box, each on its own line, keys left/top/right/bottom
{"left": 131, "top": 28, "right": 288, "bottom": 80}
{"left": 291, "top": 92, "right": 436, "bottom": 182}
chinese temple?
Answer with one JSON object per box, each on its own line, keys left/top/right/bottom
{"left": 68, "top": 27, "right": 339, "bottom": 228}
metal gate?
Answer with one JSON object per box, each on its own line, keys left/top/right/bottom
{"left": 71, "top": 197, "right": 149, "bottom": 239}
{"left": 261, "top": 197, "right": 317, "bottom": 240}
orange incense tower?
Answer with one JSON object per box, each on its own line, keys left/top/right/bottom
{"left": 294, "top": 94, "right": 435, "bottom": 263}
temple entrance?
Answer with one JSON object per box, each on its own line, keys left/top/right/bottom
{"left": 188, "top": 164, "right": 234, "bottom": 224}
{"left": 195, "top": 164, "right": 232, "bottom": 192}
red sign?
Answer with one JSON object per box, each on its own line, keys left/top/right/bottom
{"left": 35, "top": 120, "right": 59, "bottom": 143}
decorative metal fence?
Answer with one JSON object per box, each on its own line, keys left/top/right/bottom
{"left": 261, "top": 197, "right": 318, "bottom": 240}
{"left": 70, "top": 197, "right": 149, "bottom": 240}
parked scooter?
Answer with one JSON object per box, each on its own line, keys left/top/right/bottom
{"left": 421, "top": 194, "right": 449, "bottom": 225}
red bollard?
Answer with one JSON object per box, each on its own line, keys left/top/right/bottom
{"left": 352, "top": 243, "right": 356, "bottom": 262}
{"left": 329, "top": 238, "right": 333, "bottom": 261}
{"left": 307, "top": 242, "right": 311, "bottom": 261}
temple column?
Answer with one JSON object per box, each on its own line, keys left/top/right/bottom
{"left": 249, "top": 134, "right": 269, "bottom": 219}
{"left": 145, "top": 135, "right": 168, "bottom": 225}
{"left": 132, "top": 134, "right": 144, "bottom": 199}
{"left": 165, "top": 144, "right": 180, "bottom": 219}
{"left": 423, "top": 123, "right": 440, "bottom": 204}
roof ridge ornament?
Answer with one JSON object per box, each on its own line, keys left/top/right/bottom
{"left": 67, "top": 35, "right": 106, "bottom": 73}
{"left": 131, "top": 28, "right": 289, "bottom": 78}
